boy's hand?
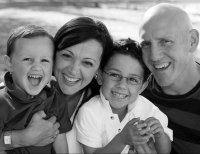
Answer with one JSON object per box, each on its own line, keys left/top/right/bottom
{"left": 119, "top": 118, "right": 151, "bottom": 146}
{"left": 145, "top": 117, "right": 164, "bottom": 138}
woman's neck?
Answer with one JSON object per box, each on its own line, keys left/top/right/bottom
{"left": 64, "top": 89, "right": 84, "bottom": 118}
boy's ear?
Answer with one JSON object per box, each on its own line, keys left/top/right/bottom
{"left": 138, "top": 80, "right": 149, "bottom": 94}
{"left": 4, "top": 55, "right": 13, "bottom": 73}
{"left": 95, "top": 69, "right": 103, "bottom": 85}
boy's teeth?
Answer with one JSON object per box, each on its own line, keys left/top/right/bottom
{"left": 113, "top": 92, "right": 127, "bottom": 99}
{"left": 29, "top": 75, "right": 42, "bottom": 78}
{"left": 28, "top": 74, "right": 42, "bottom": 86}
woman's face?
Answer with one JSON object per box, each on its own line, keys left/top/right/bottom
{"left": 54, "top": 39, "right": 103, "bottom": 95}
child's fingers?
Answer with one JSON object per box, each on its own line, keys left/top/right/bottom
{"left": 138, "top": 125, "right": 150, "bottom": 135}
{"left": 151, "top": 125, "right": 163, "bottom": 135}
{"left": 127, "top": 118, "right": 140, "bottom": 126}
{"left": 136, "top": 122, "right": 147, "bottom": 130}
{"left": 145, "top": 118, "right": 160, "bottom": 129}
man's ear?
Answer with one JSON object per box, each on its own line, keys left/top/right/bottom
{"left": 189, "top": 29, "right": 199, "bottom": 52}
{"left": 95, "top": 69, "right": 103, "bottom": 85}
{"left": 4, "top": 55, "right": 12, "bottom": 73}
{"left": 138, "top": 80, "right": 149, "bottom": 94}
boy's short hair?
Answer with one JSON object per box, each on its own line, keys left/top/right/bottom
{"left": 7, "top": 24, "right": 55, "bottom": 57}
{"left": 101, "top": 38, "right": 151, "bottom": 82}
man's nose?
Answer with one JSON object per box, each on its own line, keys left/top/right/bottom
{"left": 150, "top": 44, "right": 163, "bottom": 61}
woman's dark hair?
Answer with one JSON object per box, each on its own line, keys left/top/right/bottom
{"left": 54, "top": 17, "right": 113, "bottom": 69}
{"left": 101, "top": 38, "right": 151, "bottom": 82}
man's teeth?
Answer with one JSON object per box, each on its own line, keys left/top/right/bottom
{"left": 154, "top": 63, "right": 169, "bottom": 69}
{"left": 64, "top": 76, "right": 79, "bottom": 82}
{"left": 113, "top": 92, "right": 127, "bottom": 99}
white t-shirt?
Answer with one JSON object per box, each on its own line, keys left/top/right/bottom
{"left": 75, "top": 90, "right": 173, "bottom": 153}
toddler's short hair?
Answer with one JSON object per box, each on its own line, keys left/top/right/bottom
{"left": 7, "top": 24, "right": 54, "bottom": 57}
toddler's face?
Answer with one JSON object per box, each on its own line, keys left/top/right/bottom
{"left": 7, "top": 36, "right": 54, "bottom": 95}
{"left": 101, "top": 53, "right": 145, "bottom": 112}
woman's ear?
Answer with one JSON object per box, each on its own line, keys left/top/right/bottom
{"left": 95, "top": 69, "right": 103, "bottom": 85}
{"left": 4, "top": 55, "right": 12, "bottom": 73}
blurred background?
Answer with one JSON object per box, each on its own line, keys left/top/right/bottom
{"left": 0, "top": 0, "right": 200, "bottom": 81}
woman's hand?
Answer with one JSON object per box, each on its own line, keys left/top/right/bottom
{"left": 22, "top": 110, "right": 60, "bottom": 146}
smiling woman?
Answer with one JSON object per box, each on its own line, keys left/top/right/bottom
{"left": 52, "top": 16, "right": 113, "bottom": 153}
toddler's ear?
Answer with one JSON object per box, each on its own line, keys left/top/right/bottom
{"left": 4, "top": 55, "right": 13, "bottom": 73}
{"left": 95, "top": 69, "right": 103, "bottom": 85}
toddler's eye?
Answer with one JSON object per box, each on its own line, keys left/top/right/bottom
{"left": 23, "top": 58, "right": 32, "bottom": 61}
{"left": 41, "top": 59, "right": 50, "bottom": 63}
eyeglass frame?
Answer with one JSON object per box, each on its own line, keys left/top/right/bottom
{"left": 102, "top": 70, "right": 143, "bottom": 85}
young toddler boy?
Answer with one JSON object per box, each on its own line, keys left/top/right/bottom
{"left": 0, "top": 25, "right": 70, "bottom": 154}
{"left": 75, "top": 38, "right": 173, "bottom": 153}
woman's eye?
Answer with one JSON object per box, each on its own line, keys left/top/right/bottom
{"left": 83, "top": 61, "right": 93, "bottom": 67}
{"left": 62, "top": 53, "right": 72, "bottom": 58}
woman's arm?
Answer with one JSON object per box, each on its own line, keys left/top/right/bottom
{"left": 0, "top": 111, "right": 60, "bottom": 150}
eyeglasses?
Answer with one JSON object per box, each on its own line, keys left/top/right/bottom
{"left": 103, "top": 70, "right": 143, "bottom": 85}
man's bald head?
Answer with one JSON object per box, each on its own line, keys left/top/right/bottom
{"left": 140, "top": 3, "right": 192, "bottom": 35}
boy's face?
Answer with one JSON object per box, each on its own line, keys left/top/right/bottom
{"left": 101, "top": 53, "right": 146, "bottom": 112}
{"left": 6, "top": 36, "right": 54, "bottom": 96}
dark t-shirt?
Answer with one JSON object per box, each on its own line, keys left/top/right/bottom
{"left": 142, "top": 76, "right": 200, "bottom": 154}
{"left": 0, "top": 73, "right": 72, "bottom": 154}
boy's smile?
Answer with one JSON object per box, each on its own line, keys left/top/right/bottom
{"left": 101, "top": 53, "right": 145, "bottom": 113}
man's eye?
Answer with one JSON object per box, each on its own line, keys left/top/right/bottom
{"left": 160, "top": 39, "right": 172, "bottom": 46}
{"left": 141, "top": 41, "right": 151, "bottom": 49}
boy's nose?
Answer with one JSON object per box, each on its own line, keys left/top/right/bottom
{"left": 31, "top": 64, "right": 42, "bottom": 71}
{"left": 116, "top": 77, "right": 128, "bottom": 89}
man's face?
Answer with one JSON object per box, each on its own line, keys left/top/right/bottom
{"left": 139, "top": 17, "right": 192, "bottom": 90}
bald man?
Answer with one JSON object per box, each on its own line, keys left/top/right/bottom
{"left": 140, "top": 3, "right": 200, "bottom": 154}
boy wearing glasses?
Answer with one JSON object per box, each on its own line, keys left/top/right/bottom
{"left": 75, "top": 38, "right": 172, "bottom": 154}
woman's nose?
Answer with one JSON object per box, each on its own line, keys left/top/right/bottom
{"left": 69, "top": 60, "right": 80, "bottom": 75}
